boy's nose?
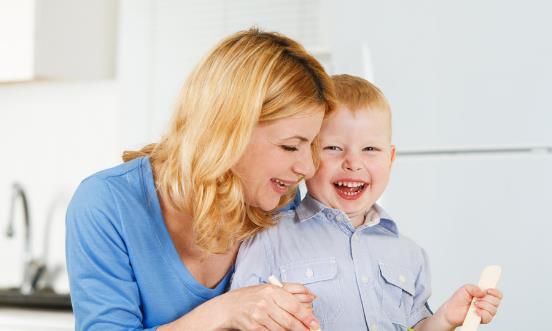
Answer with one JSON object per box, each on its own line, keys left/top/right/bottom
{"left": 343, "top": 157, "right": 363, "bottom": 172}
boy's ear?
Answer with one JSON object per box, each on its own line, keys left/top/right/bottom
{"left": 390, "top": 145, "right": 397, "bottom": 164}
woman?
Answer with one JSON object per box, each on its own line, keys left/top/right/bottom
{"left": 66, "top": 28, "right": 335, "bottom": 330}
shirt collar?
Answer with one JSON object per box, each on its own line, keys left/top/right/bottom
{"left": 295, "top": 194, "right": 399, "bottom": 236}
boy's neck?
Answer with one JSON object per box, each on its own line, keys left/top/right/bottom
{"left": 347, "top": 205, "right": 377, "bottom": 228}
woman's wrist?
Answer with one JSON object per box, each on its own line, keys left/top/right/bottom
{"left": 157, "top": 294, "right": 231, "bottom": 331}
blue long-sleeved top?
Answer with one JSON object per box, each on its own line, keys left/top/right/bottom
{"left": 66, "top": 157, "right": 233, "bottom": 330}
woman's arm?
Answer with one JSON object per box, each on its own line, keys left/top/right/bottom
{"left": 159, "top": 285, "right": 319, "bottom": 331}
{"left": 66, "top": 178, "right": 155, "bottom": 330}
{"left": 66, "top": 178, "right": 318, "bottom": 331}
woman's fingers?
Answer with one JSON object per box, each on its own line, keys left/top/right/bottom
{"left": 284, "top": 283, "right": 316, "bottom": 297}
{"left": 292, "top": 293, "right": 316, "bottom": 304}
{"left": 266, "top": 299, "right": 310, "bottom": 331}
{"left": 271, "top": 287, "right": 320, "bottom": 330}
{"left": 227, "top": 284, "right": 319, "bottom": 331}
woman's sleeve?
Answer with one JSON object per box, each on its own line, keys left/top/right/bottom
{"left": 66, "top": 178, "right": 157, "bottom": 331}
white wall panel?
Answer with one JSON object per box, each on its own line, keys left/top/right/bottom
{"left": 381, "top": 152, "right": 552, "bottom": 330}
{"left": 147, "top": 0, "right": 328, "bottom": 142}
{"left": 332, "top": 0, "right": 552, "bottom": 150}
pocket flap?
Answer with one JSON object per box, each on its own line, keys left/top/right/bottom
{"left": 280, "top": 258, "right": 338, "bottom": 284}
{"left": 379, "top": 263, "right": 416, "bottom": 296}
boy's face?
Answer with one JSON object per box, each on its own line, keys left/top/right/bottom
{"left": 306, "top": 106, "right": 396, "bottom": 222}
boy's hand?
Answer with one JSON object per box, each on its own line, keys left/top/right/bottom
{"left": 437, "top": 284, "right": 503, "bottom": 327}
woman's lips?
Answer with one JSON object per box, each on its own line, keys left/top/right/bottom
{"left": 270, "top": 178, "right": 294, "bottom": 195}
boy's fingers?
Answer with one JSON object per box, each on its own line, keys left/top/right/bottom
{"left": 475, "top": 299, "right": 498, "bottom": 316}
{"left": 477, "top": 308, "right": 495, "bottom": 324}
{"left": 486, "top": 288, "right": 503, "bottom": 300}
{"left": 464, "top": 284, "right": 485, "bottom": 298}
{"left": 478, "top": 293, "right": 502, "bottom": 307}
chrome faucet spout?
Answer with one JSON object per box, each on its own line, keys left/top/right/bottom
{"left": 5, "top": 182, "right": 35, "bottom": 294}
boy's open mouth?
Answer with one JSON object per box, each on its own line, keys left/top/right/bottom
{"left": 333, "top": 180, "right": 367, "bottom": 200}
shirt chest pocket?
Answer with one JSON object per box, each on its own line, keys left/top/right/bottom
{"left": 378, "top": 263, "right": 416, "bottom": 327}
{"left": 280, "top": 258, "right": 343, "bottom": 324}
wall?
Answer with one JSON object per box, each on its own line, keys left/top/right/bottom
{"left": 0, "top": 81, "right": 122, "bottom": 291}
{"left": 326, "top": 0, "right": 552, "bottom": 329}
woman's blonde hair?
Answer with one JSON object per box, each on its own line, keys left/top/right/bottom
{"left": 124, "top": 28, "right": 335, "bottom": 253}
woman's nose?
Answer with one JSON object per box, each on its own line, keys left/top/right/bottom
{"left": 293, "top": 155, "right": 316, "bottom": 179}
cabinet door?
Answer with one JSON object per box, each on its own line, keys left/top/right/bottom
{"left": 0, "top": 0, "right": 34, "bottom": 81}
{"left": 381, "top": 153, "right": 552, "bottom": 330}
{"left": 349, "top": 0, "right": 552, "bottom": 150}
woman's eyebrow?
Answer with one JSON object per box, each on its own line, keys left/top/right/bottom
{"left": 282, "top": 135, "right": 309, "bottom": 142}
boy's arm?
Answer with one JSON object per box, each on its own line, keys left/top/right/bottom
{"left": 413, "top": 285, "right": 502, "bottom": 331}
{"left": 230, "top": 230, "right": 277, "bottom": 290}
{"left": 407, "top": 248, "right": 434, "bottom": 328}
{"left": 230, "top": 224, "right": 317, "bottom": 308}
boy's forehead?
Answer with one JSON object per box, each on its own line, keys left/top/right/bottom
{"left": 322, "top": 106, "right": 391, "bottom": 132}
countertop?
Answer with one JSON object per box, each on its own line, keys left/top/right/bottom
{"left": 0, "top": 308, "right": 73, "bottom": 331}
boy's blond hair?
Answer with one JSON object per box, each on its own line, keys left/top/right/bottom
{"left": 332, "top": 74, "right": 391, "bottom": 137}
{"left": 123, "top": 28, "right": 335, "bottom": 253}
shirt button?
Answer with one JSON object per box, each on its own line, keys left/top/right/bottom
{"left": 399, "top": 275, "right": 406, "bottom": 283}
{"left": 353, "top": 234, "right": 360, "bottom": 241}
{"left": 305, "top": 268, "right": 314, "bottom": 278}
{"left": 335, "top": 214, "right": 343, "bottom": 221}
{"left": 370, "top": 323, "right": 377, "bottom": 331}
{"left": 361, "top": 276, "right": 369, "bottom": 284}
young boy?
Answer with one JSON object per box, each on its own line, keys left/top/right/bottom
{"left": 230, "top": 74, "right": 502, "bottom": 331}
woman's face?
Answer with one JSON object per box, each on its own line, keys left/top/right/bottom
{"left": 232, "top": 111, "right": 325, "bottom": 211}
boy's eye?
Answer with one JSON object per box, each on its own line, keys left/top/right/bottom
{"left": 323, "top": 146, "right": 342, "bottom": 151}
{"left": 363, "top": 147, "right": 378, "bottom": 152}
{"left": 281, "top": 145, "right": 298, "bottom": 152}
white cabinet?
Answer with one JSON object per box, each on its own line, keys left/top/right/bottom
{"left": 0, "top": 0, "right": 117, "bottom": 82}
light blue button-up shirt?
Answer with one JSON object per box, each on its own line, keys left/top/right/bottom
{"left": 231, "top": 194, "right": 433, "bottom": 331}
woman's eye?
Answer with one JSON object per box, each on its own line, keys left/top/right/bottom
{"left": 323, "top": 146, "right": 342, "bottom": 151}
{"left": 281, "top": 145, "right": 298, "bottom": 152}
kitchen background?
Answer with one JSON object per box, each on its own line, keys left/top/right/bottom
{"left": 1, "top": 0, "right": 550, "bottom": 330}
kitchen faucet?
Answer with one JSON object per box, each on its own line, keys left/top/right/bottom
{"left": 5, "top": 182, "right": 44, "bottom": 295}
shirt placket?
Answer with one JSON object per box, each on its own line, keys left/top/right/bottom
{"left": 350, "top": 227, "right": 382, "bottom": 331}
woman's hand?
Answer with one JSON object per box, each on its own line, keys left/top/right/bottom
{"left": 221, "top": 283, "right": 320, "bottom": 331}
{"left": 158, "top": 283, "right": 319, "bottom": 331}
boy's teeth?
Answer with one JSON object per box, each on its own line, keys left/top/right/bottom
{"left": 335, "top": 181, "right": 364, "bottom": 188}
